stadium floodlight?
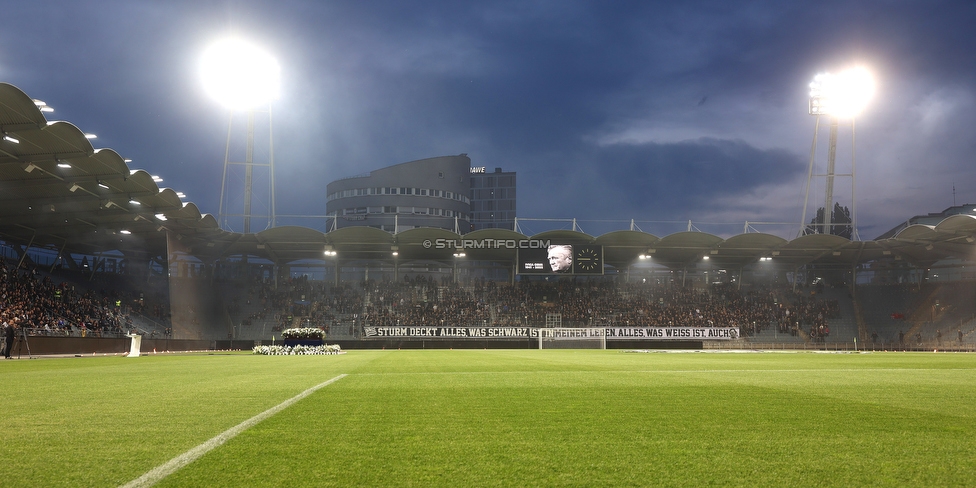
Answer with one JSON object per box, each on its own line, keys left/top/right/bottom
{"left": 800, "top": 65, "right": 874, "bottom": 240}
{"left": 199, "top": 37, "right": 280, "bottom": 111}
{"left": 202, "top": 37, "right": 280, "bottom": 234}
{"left": 808, "top": 66, "right": 875, "bottom": 119}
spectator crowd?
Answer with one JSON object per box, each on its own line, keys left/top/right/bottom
{"left": 227, "top": 273, "right": 842, "bottom": 340}
{"left": 0, "top": 258, "right": 134, "bottom": 337}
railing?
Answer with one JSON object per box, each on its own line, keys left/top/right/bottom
{"left": 19, "top": 328, "right": 133, "bottom": 339}
{"left": 128, "top": 312, "right": 171, "bottom": 334}
{"left": 705, "top": 338, "right": 976, "bottom": 352}
{"left": 333, "top": 171, "right": 371, "bottom": 181}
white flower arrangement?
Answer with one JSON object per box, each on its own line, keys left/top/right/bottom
{"left": 253, "top": 344, "right": 343, "bottom": 355}
{"left": 280, "top": 327, "right": 326, "bottom": 340}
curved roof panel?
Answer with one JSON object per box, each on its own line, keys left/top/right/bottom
{"left": 530, "top": 229, "right": 594, "bottom": 244}
{"left": 709, "top": 233, "right": 788, "bottom": 268}
{"left": 895, "top": 224, "right": 937, "bottom": 241}
{"left": 594, "top": 230, "right": 660, "bottom": 268}
{"left": 395, "top": 227, "right": 461, "bottom": 261}
{"left": 0, "top": 83, "right": 47, "bottom": 131}
{"left": 935, "top": 214, "right": 976, "bottom": 234}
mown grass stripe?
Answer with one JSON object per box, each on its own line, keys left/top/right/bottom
{"left": 353, "top": 367, "right": 976, "bottom": 376}
{"left": 119, "top": 374, "right": 347, "bottom": 488}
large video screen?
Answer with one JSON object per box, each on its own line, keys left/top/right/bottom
{"left": 517, "top": 244, "right": 603, "bottom": 275}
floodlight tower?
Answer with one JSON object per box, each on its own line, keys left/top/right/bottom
{"left": 799, "top": 67, "right": 874, "bottom": 239}
{"left": 200, "top": 38, "right": 280, "bottom": 234}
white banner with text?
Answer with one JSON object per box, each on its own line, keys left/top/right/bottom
{"left": 362, "top": 326, "right": 739, "bottom": 340}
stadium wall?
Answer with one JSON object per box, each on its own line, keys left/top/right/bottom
{"left": 14, "top": 337, "right": 243, "bottom": 356}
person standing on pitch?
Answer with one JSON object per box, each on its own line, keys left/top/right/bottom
{"left": 3, "top": 317, "right": 14, "bottom": 359}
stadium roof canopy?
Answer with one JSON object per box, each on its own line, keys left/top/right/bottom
{"left": 1, "top": 82, "right": 974, "bottom": 271}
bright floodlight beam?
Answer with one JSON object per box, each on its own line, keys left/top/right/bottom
{"left": 199, "top": 38, "right": 280, "bottom": 110}
{"left": 202, "top": 37, "right": 280, "bottom": 235}
{"left": 808, "top": 66, "right": 875, "bottom": 119}
{"left": 800, "top": 65, "right": 874, "bottom": 240}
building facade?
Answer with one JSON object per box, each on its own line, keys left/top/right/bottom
{"left": 469, "top": 166, "right": 517, "bottom": 230}
{"left": 326, "top": 155, "right": 473, "bottom": 232}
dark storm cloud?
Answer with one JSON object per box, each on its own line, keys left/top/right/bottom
{"left": 513, "top": 136, "right": 804, "bottom": 224}
{"left": 592, "top": 138, "right": 802, "bottom": 214}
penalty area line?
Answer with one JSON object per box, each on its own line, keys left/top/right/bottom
{"left": 120, "top": 374, "right": 348, "bottom": 488}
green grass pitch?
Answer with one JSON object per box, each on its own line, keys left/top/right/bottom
{"left": 2, "top": 350, "right": 976, "bottom": 487}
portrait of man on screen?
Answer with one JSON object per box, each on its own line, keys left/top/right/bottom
{"left": 547, "top": 244, "right": 573, "bottom": 273}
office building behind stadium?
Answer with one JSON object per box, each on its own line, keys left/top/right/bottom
{"left": 469, "top": 166, "right": 517, "bottom": 230}
{"left": 326, "top": 155, "right": 474, "bottom": 232}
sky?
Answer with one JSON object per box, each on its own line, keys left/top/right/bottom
{"left": 2, "top": 0, "right": 974, "bottom": 240}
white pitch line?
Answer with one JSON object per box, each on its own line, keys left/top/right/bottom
{"left": 120, "top": 374, "right": 347, "bottom": 488}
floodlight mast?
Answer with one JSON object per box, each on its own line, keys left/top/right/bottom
{"left": 201, "top": 38, "right": 279, "bottom": 234}
{"left": 799, "top": 67, "right": 874, "bottom": 240}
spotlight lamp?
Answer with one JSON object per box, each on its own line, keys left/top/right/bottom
{"left": 33, "top": 99, "right": 54, "bottom": 112}
{"left": 200, "top": 37, "right": 280, "bottom": 110}
{"left": 808, "top": 66, "right": 875, "bottom": 119}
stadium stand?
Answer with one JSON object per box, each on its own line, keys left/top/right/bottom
{"left": 4, "top": 247, "right": 976, "bottom": 352}
{"left": 1, "top": 81, "right": 975, "bottom": 352}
